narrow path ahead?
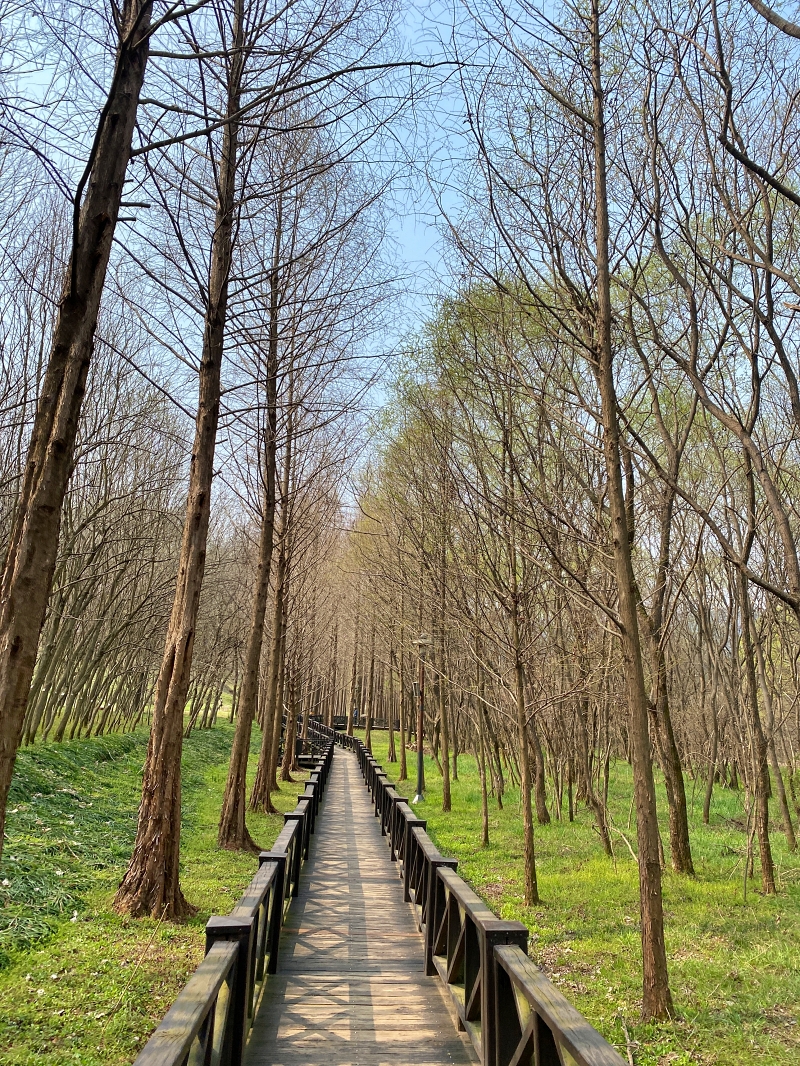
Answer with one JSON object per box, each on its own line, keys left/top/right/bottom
{"left": 245, "top": 750, "right": 477, "bottom": 1066}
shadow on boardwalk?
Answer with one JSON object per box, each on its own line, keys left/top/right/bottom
{"left": 245, "top": 752, "right": 477, "bottom": 1066}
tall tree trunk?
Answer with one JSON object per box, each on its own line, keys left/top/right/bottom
{"left": 438, "top": 650, "right": 451, "bottom": 812}
{"left": 0, "top": 1, "right": 153, "bottom": 859}
{"left": 280, "top": 658, "right": 298, "bottom": 781}
{"left": 326, "top": 623, "right": 338, "bottom": 728}
{"left": 229, "top": 657, "right": 239, "bottom": 723}
{"left": 217, "top": 223, "right": 281, "bottom": 851}
{"left": 364, "top": 617, "right": 375, "bottom": 751}
{"left": 752, "top": 620, "right": 797, "bottom": 852}
{"left": 249, "top": 551, "right": 286, "bottom": 813}
{"left": 114, "top": 0, "right": 244, "bottom": 919}
{"left": 388, "top": 652, "right": 397, "bottom": 762}
{"left": 347, "top": 599, "right": 360, "bottom": 736}
{"left": 397, "top": 642, "right": 408, "bottom": 781}
{"left": 438, "top": 508, "right": 451, "bottom": 812}
{"left": 486, "top": 708, "right": 504, "bottom": 809}
{"left": 513, "top": 644, "right": 538, "bottom": 905}
{"left": 267, "top": 608, "right": 289, "bottom": 790}
{"left": 738, "top": 572, "right": 776, "bottom": 892}
{"left": 651, "top": 644, "right": 694, "bottom": 874}
{"left": 476, "top": 635, "right": 490, "bottom": 848}
{"left": 249, "top": 376, "right": 294, "bottom": 811}
{"left": 590, "top": 0, "right": 673, "bottom": 1018}
{"left": 530, "top": 714, "right": 551, "bottom": 825}
{"left": 703, "top": 691, "right": 719, "bottom": 825}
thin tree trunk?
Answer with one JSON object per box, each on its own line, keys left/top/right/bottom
{"left": 249, "top": 558, "right": 286, "bottom": 813}
{"left": 438, "top": 652, "right": 451, "bottom": 812}
{"left": 388, "top": 652, "right": 397, "bottom": 762}
{"left": 753, "top": 620, "right": 796, "bottom": 852}
{"left": 590, "top": 0, "right": 672, "bottom": 1017}
{"left": 530, "top": 714, "right": 551, "bottom": 825}
{"left": 651, "top": 646, "right": 694, "bottom": 874}
{"left": 398, "top": 642, "right": 408, "bottom": 781}
{"left": 738, "top": 571, "right": 776, "bottom": 892}
{"left": 347, "top": 601, "right": 360, "bottom": 736}
{"left": 217, "top": 222, "right": 281, "bottom": 850}
{"left": 476, "top": 635, "right": 490, "bottom": 848}
{"left": 364, "top": 618, "right": 375, "bottom": 751}
{"left": 268, "top": 611, "right": 288, "bottom": 791}
{"left": 280, "top": 658, "right": 298, "bottom": 781}
{"left": 513, "top": 645, "right": 538, "bottom": 905}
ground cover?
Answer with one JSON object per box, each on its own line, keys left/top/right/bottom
{"left": 357, "top": 730, "right": 800, "bottom": 1066}
{"left": 0, "top": 723, "right": 302, "bottom": 1066}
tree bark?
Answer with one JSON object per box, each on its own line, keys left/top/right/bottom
{"left": 347, "top": 599, "right": 360, "bottom": 736}
{"left": 530, "top": 715, "right": 551, "bottom": 826}
{"left": 364, "top": 617, "right": 375, "bottom": 750}
{"left": 0, "top": 0, "right": 153, "bottom": 861}
{"left": 280, "top": 658, "right": 298, "bottom": 781}
{"left": 738, "top": 572, "right": 776, "bottom": 892}
{"left": 397, "top": 641, "right": 408, "bottom": 781}
{"left": 476, "top": 634, "right": 490, "bottom": 848}
{"left": 217, "top": 224, "right": 281, "bottom": 850}
{"left": 513, "top": 643, "right": 538, "bottom": 905}
{"left": 752, "top": 620, "right": 797, "bottom": 852}
{"left": 438, "top": 650, "right": 451, "bottom": 812}
{"left": 113, "top": 0, "right": 243, "bottom": 919}
{"left": 249, "top": 554, "right": 286, "bottom": 813}
{"left": 589, "top": 0, "right": 673, "bottom": 1018}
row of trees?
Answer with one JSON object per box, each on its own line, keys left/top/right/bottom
{"left": 0, "top": 0, "right": 411, "bottom": 923}
{"left": 294, "top": 0, "right": 800, "bottom": 1024}
{"left": 4, "top": 0, "right": 800, "bottom": 1027}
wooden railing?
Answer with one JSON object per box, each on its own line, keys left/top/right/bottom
{"left": 332, "top": 730, "right": 626, "bottom": 1066}
{"left": 133, "top": 740, "right": 334, "bottom": 1066}
{"left": 329, "top": 713, "right": 400, "bottom": 731}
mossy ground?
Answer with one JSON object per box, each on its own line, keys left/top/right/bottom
{"left": 0, "top": 722, "right": 303, "bottom": 1066}
{"left": 358, "top": 730, "right": 800, "bottom": 1066}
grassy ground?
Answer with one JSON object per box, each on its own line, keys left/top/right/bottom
{"left": 358, "top": 730, "right": 800, "bottom": 1066}
{"left": 0, "top": 722, "right": 303, "bottom": 1066}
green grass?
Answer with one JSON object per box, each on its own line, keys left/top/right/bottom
{"left": 0, "top": 723, "right": 303, "bottom": 1066}
{"left": 359, "top": 730, "right": 800, "bottom": 1066}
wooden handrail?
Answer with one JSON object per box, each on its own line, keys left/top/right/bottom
{"left": 132, "top": 941, "right": 237, "bottom": 1066}
{"left": 133, "top": 741, "right": 334, "bottom": 1066}
{"left": 495, "top": 944, "right": 627, "bottom": 1066}
{"left": 334, "top": 730, "right": 626, "bottom": 1066}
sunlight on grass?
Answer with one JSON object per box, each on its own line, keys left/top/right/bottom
{"left": 0, "top": 722, "right": 303, "bottom": 1066}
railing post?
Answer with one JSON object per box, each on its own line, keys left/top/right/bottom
{"left": 424, "top": 858, "right": 458, "bottom": 974}
{"left": 482, "top": 921, "right": 528, "bottom": 1066}
{"left": 283, "top": 811, "right": 305, "bottom": 892}
{"left": 309, "top": 771, "right": 321, "bottom": 815}
{"left": 386, "top": 790, "right": 407, "bottom": 846}
{"left": 374, "top": 773, "right": 388, "bottom": 818}
{"left": 258, "top": 851, "right": 286, "bottom": 974}
{"left": 298, "top": 784, "right": 317, "bottom": 833}
{"left": 402, "top": 817, "right": 427, "bottom": 901}
{"left": 205, "top": 914, "right": 255, "bottom": 1066}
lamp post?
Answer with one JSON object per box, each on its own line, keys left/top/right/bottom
{"left": 411, "top": 635, "right": 431, "bottom": 803}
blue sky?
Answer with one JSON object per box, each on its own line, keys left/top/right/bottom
{"left": 379, "top": 0, "right": 464, "bottom": 341}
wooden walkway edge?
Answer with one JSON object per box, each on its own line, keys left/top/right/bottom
{"left": 244, "top": 750, "right": 478, "bottom": 1066}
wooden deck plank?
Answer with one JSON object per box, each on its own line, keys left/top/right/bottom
{"left": 244, "top": 751, "right": 477, "bottom": 1066}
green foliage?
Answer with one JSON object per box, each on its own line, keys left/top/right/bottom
{"left": 361, "top": 732, "right": 800, "bottom": 1066}
{"left": 0, "top": 723, "right": 303, "bottom": 1065}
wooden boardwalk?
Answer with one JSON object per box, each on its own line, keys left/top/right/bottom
{"left": 245, "top": 750, "right": 478, "bottom": 1066}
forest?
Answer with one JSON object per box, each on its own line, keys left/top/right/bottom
{"left": 1, "top": 0, "right": 799, "bottom": 1063}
